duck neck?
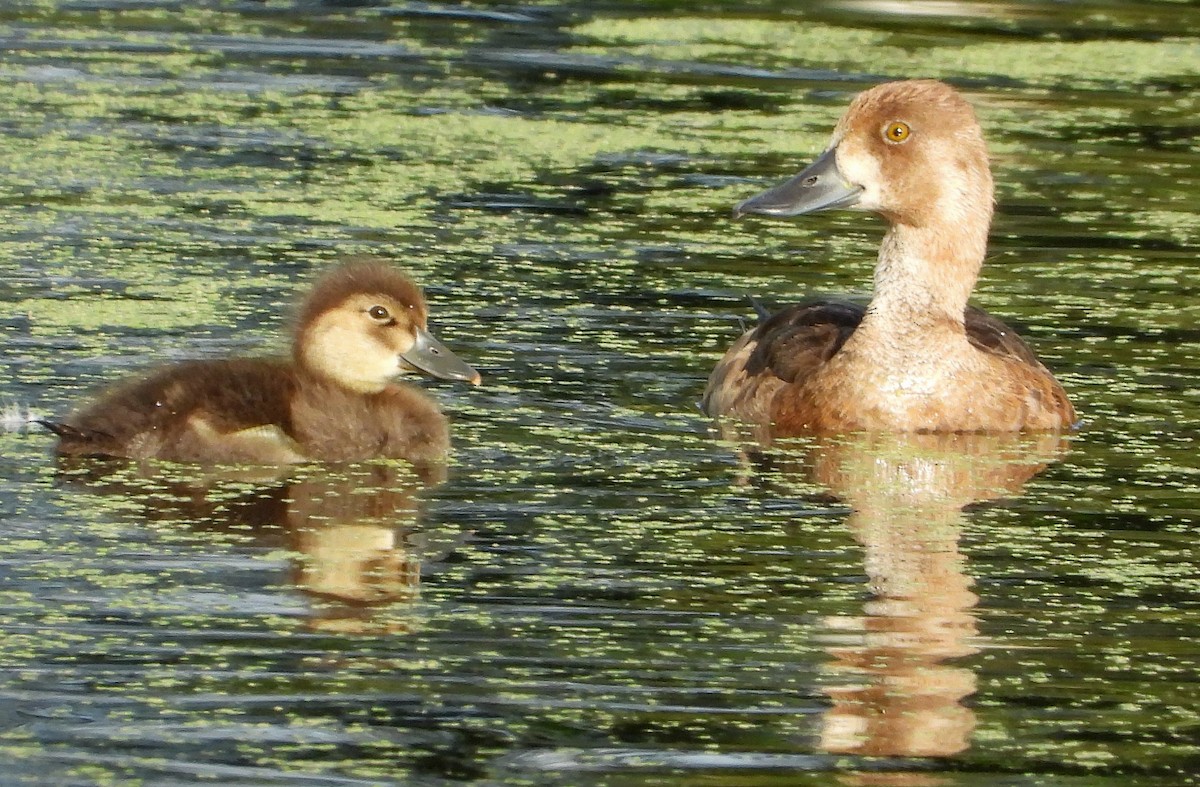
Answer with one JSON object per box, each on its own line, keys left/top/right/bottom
{"left": 860, "top": 219, "right": 988, "bottom": 342}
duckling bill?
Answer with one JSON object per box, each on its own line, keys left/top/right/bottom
{"left": 44, "top": 258, "right": 480, "bottom": 466}
{"left": 706, "top": 80, "right": 1075, "bottom": 434}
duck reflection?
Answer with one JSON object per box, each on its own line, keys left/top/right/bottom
{"left": 736, "top": 430, "right": 1066, "bottom": 758}
{"left": 53, "top": 458, "right": 454, "bottom": 633}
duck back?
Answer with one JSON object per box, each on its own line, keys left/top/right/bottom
{"left": 703, "top": 301, "right": 861, "bottom": 424}
{"left": 703, "top": 302, "right": 1073, "bottom": 433}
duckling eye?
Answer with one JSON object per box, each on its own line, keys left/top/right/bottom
{"left": 368, "top": 305, "right": 391, "bottom": 322}
{"left": 884, "top": 121, "right": 911, "bottom": 144}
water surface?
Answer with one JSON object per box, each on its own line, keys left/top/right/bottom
{"left": 1, "top": 1, "right": 1198, "bottom": 784}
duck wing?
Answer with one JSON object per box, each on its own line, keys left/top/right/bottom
{"left": 703, "top": 300, "right": 1071, "bottom": 429}
{"left": 702, "top": 300, "right": 864, "bottom": 421}
{"left": 963, "top": 304, "right": 1045, "bottom": 367}
{"left": 963, "top": 305, "right": 1076, "bottom": 426}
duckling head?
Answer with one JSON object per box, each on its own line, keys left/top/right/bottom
{"left": 736, "top": 80, "right": 993, "bottom": 230}
{"left": 294, "top": 259, "right": 481, "bottom": 393}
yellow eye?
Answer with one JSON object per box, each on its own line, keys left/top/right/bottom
{"left": 884, "top": 121, "right": 911, "bottom": 143}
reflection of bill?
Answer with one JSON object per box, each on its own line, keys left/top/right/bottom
{"left": 53, "top": 458, "right": 461, "bottom": 635}
{"left": 729, "top": 430, "right": 1067, "bottom": 758}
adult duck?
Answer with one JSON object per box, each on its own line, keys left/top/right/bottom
{"left": 44, "top": 257, "right": 480, "bottom": 466}
{"left": 703, "top": 80, "right": 1074, "bottom": 434}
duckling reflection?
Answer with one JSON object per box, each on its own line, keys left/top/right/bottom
{"left": 53, "top": 459, "right": 460, "bottom": 634}
{"left": 284, "top": 464, "right": 420, "bottom": 599}
{"left": 740, "top": 430, "right": 1066, "bottom": 758}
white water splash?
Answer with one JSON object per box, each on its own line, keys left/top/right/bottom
{"left": 0, "top": 402, "right": 46, "bottom": 432}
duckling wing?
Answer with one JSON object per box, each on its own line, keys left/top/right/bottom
{"left": 54, "top": 359, "right": 301, "bottom": 462}
{"left": 185, "top": 419, "right": 307, "bottom": 465}
{"left": 703, "top": 300, "right": 863, "bottom": 421}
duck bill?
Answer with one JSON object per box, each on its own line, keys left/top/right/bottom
{"left": 400, "top": 327, "right": 481, "bottom": 386}
{"left": 734, "top": 147, "right": 863, "bottom": 218}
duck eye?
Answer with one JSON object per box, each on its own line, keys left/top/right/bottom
{"left": 884, "top": 121, "right": 911, "bottom": 143}
{"left": 368, "top": 305, "right": 390, "bottom": 321}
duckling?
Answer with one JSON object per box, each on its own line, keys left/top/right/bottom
{"left": 44, "top": 258, "right": 480, "bottom": 466}
{"left": 703, "top": 80, "right": 1075, "bottom": 434}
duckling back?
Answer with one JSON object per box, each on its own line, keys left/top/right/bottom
{"left": 49, "top": 358, "right": 455, "bottom": 466}
{"left": 49, "top": 359, "right": 303, "bottom": 463}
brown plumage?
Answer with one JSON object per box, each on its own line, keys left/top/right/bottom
{"left": 45, "top": 257, "right": 480, "bottom": 467}
{"left": 703, "top": 80, "right": 1075, "bottom": 434}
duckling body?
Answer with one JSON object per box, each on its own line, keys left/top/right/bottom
{"left": 703, "top": 80, "right": 1074, "bottom": 434}
{"left": 47, "top": 259, "right": 479, "bottom": 465}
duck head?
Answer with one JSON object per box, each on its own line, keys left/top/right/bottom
{"left": 735, "top": 80, "right": 993, "bottom": 229}
{"left": 295, "top": 259, "right": 481, "bottom": 393}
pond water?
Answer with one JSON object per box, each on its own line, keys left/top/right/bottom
{"left": 1, "top": 1, "right": 1198, "bottom": 784}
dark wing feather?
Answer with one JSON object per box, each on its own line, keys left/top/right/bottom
{"left": 703, "top": 300, "right": 864, "bottom": 421}
{"left": 963, "top": 304, "right": 1075, "bottom": 426}
{"left": 963, "top": 304, "right": 1042, "bottom": 367}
